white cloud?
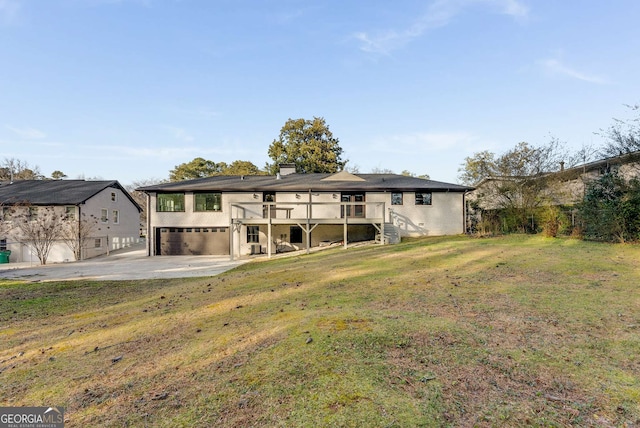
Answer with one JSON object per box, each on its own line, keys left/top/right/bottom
{"left": 538, "top": 57, "right": 609, "bottom": 85}
{"left": 164, "top": 126, "right": 194, "bottom": 143}
{"left": 5, "top": 125, "right": 46, "bottom": 139}
{"left": 354, "top": 0, "right": 529, "bottom": 54}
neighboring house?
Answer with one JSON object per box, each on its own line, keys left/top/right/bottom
{"left": 138, "top": 166, "right": 473, "bottom": 259}
{"left": 0, "top": 180, "right": 142, "bottom": 263}
{"left": 551, "top": 150, "right": 640, "bottom": 204}
{"left": 466, "top": 151, "right": 640, "bottom": 232}
{"left": 471, "top": 150, "right": 640, "bottom": 209}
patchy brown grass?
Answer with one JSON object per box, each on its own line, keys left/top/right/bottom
{"left": 1, "top": 235, "right": 639, "bottom": 427}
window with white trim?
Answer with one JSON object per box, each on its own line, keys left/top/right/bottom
{"left": 247, "top": 226, "right": 260, "bottom": 243}
{"left": 65, "top": 206, "right": 76, "bottom": 220}
{"left": 112, "top": 210, "right": 119, "bottom": 224}
{"left": 101, "top": 209, "right": 108, "bottom": 223}
{"left": 29, "top": 207, "right": 38, "bottom": 220}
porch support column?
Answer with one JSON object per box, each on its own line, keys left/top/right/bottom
{"left": 307, "top": 190, "right": 312, "bottom": 254}
{"left": 380, "top": 202, "right": 385, "bottom": 245}
{"left": 267, "top": 204, "right": 272, "bottom": 258}
{"left": 343, "top": 206, "right": 348, "bottom": 249}
{"left": 229, "top": 203, "right": 234, "bottom": 261}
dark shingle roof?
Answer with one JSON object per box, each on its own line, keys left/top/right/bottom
{"left": 0, "top": 180, "right": 141, "bottom": 211}
{"left": 138, "top": 173, "right": 473, "bottom": 193}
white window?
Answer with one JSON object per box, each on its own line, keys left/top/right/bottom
{"left": 1, "top": 207, "right": 11, "bottom": 221}
{"left": 101, "top": 209, "right": 108, "bottom": 223}
{"left": 112, "top": 210, "right": 119, "bottom": 224}
{"left": 65, "top": 206, "right": 76, "bottom": 220}
{"left": 29, "top": 207, "right": 38, "bottom": 220}
{"left": 94, "top": 238, "right": 102, "bottom": 248}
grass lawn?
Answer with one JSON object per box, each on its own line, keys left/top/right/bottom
{"left": 1, "top": 235, "right": 639, "bottom": 427}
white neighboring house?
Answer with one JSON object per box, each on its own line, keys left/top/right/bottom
{"left": 0, "top": 180, "right": 142, "bottom": 264}
{"left": 138, "top": 167, "right": 473, "bottom": 259}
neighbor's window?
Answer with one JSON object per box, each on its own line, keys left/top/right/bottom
{"left": 157, "top": 193, "right": 185, "bottom": 212}
{"left": 111, "top": 192, "right": 117, "bottom": 202}
{"left": 391, "top": 192, "right": 403, "bottom": 205}
{"left": 0, "top": 239, "right": 6, "bottom": 251}
{"left": 247, "top": 226, "right": 260, "bottom": 243}
{"left": 415, "top": 192, "right": 432, "bottom": 205}
{"left": 101, "top": 209, "right": 108, "bottom": 222}
{"left": 290, "top": 226, "right": 303, "bottom": 243}
{"left": 94, "top": 238, "right": 102, "bottom": 248}
{"left": 194, "top": 193, "right": 222, "bottom": 212}
{"left": 1, "top": 207, "right": 12, "bottom": 221}
{"left": 65, "top": 206, "right": 76, "bottom": 220}
{"left": 29, "top": 206, "right": 38, "bottom": 220}
{"left": 112, "top": 210, "right": 119, "bottom": 224}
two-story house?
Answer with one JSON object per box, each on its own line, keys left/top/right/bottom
{"left": 0, "top": 180, "right": 142, "bottom": 263}
{"left": 138, "top": 166, "right": 473, "bottom": 259}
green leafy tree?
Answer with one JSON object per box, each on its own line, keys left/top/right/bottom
{"left": 169, "top": 158, "right": 264, "bottom": 181}
{"left": 223, "top": 160, "right": 265, "bottom": 176}
{"left": 458, "top": 150, "right": 497, "bottom": 185}
{"left": 266, "top": 117, "right": 346, "bottom": 174}
{"left": 169, "top": 158, "right": 223, "bottom": 181}
{"left": 464, "top": 141, "right": 567, "bottom": 233}
{"left": 401, "top": 170, "right": 430, "bottom": 179}
{"left": 51, "top": 170, "right": 67, "bottom": 180}
{"left": 578, "top": 172, "right": 640, "bottom": 242}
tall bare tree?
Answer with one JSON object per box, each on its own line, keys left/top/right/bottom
{"left": 463, "top": 140, "right": 570, "bottom": 233}
{"left": 59, "top": 212, "right": 99, "bottom": 261}
{"left": 11, "top": 205, "right": 62, "bottom": 265}
{"left": 599, "top": 104, "right": 640, "bottom": 157}
{"left": 0, "top": 158, "right": 44, "bottom": 181}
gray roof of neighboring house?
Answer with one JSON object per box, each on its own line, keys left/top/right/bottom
{"left": 0, "top": 180, "right": 141, "bottom": 211}
{"left": 137, "top": 172, "right": 473, "bottom": 193}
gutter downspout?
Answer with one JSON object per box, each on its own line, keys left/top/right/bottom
{"left": 463, "top": 189, "right": 472, "bottom": 234}
{"left": 78, "top": 204, "right": 82, "bottom": 261}
{"left": 307, "top": 189, "right": 311, "bottom": 254}
{"left": 147, "top": 192, "right": 152, "bottom": 256}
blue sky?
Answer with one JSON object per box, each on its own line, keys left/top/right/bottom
{"left": 1, "top": 0, "right": 638, "bottom": 186}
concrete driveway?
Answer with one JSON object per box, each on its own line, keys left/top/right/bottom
{"left": 0, "top": 245, "right": 249, "bottom": 282}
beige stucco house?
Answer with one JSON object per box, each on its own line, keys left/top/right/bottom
{"left": 139, "top": 167, "right": 472, "bottom": 259}
{"left": 470, "top": 150, "right": 640, "bottom": 210}
{"left": 0, "top": 180, "right": 142, "bottom": 263}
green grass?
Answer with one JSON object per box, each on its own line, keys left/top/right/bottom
{"left": 1, "top": 235, "right": 639, "bottom": 427}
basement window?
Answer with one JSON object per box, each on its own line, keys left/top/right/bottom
{"left": 247, "top": 226, "right": 260, "bottom": 243}
{"left": 290, "top": 226, "right": 303, "bottom": 243}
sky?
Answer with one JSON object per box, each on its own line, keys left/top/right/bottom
{"left": 1, "top": 0, "right": 639, "bottom": 186}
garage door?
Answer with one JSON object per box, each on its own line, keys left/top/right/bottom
{"left": 157, "top": 227, "right": 230, "bottom": 255}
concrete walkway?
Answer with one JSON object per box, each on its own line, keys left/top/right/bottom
{"left": 0, "top": 245, "right": 249, "bottom": 282}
